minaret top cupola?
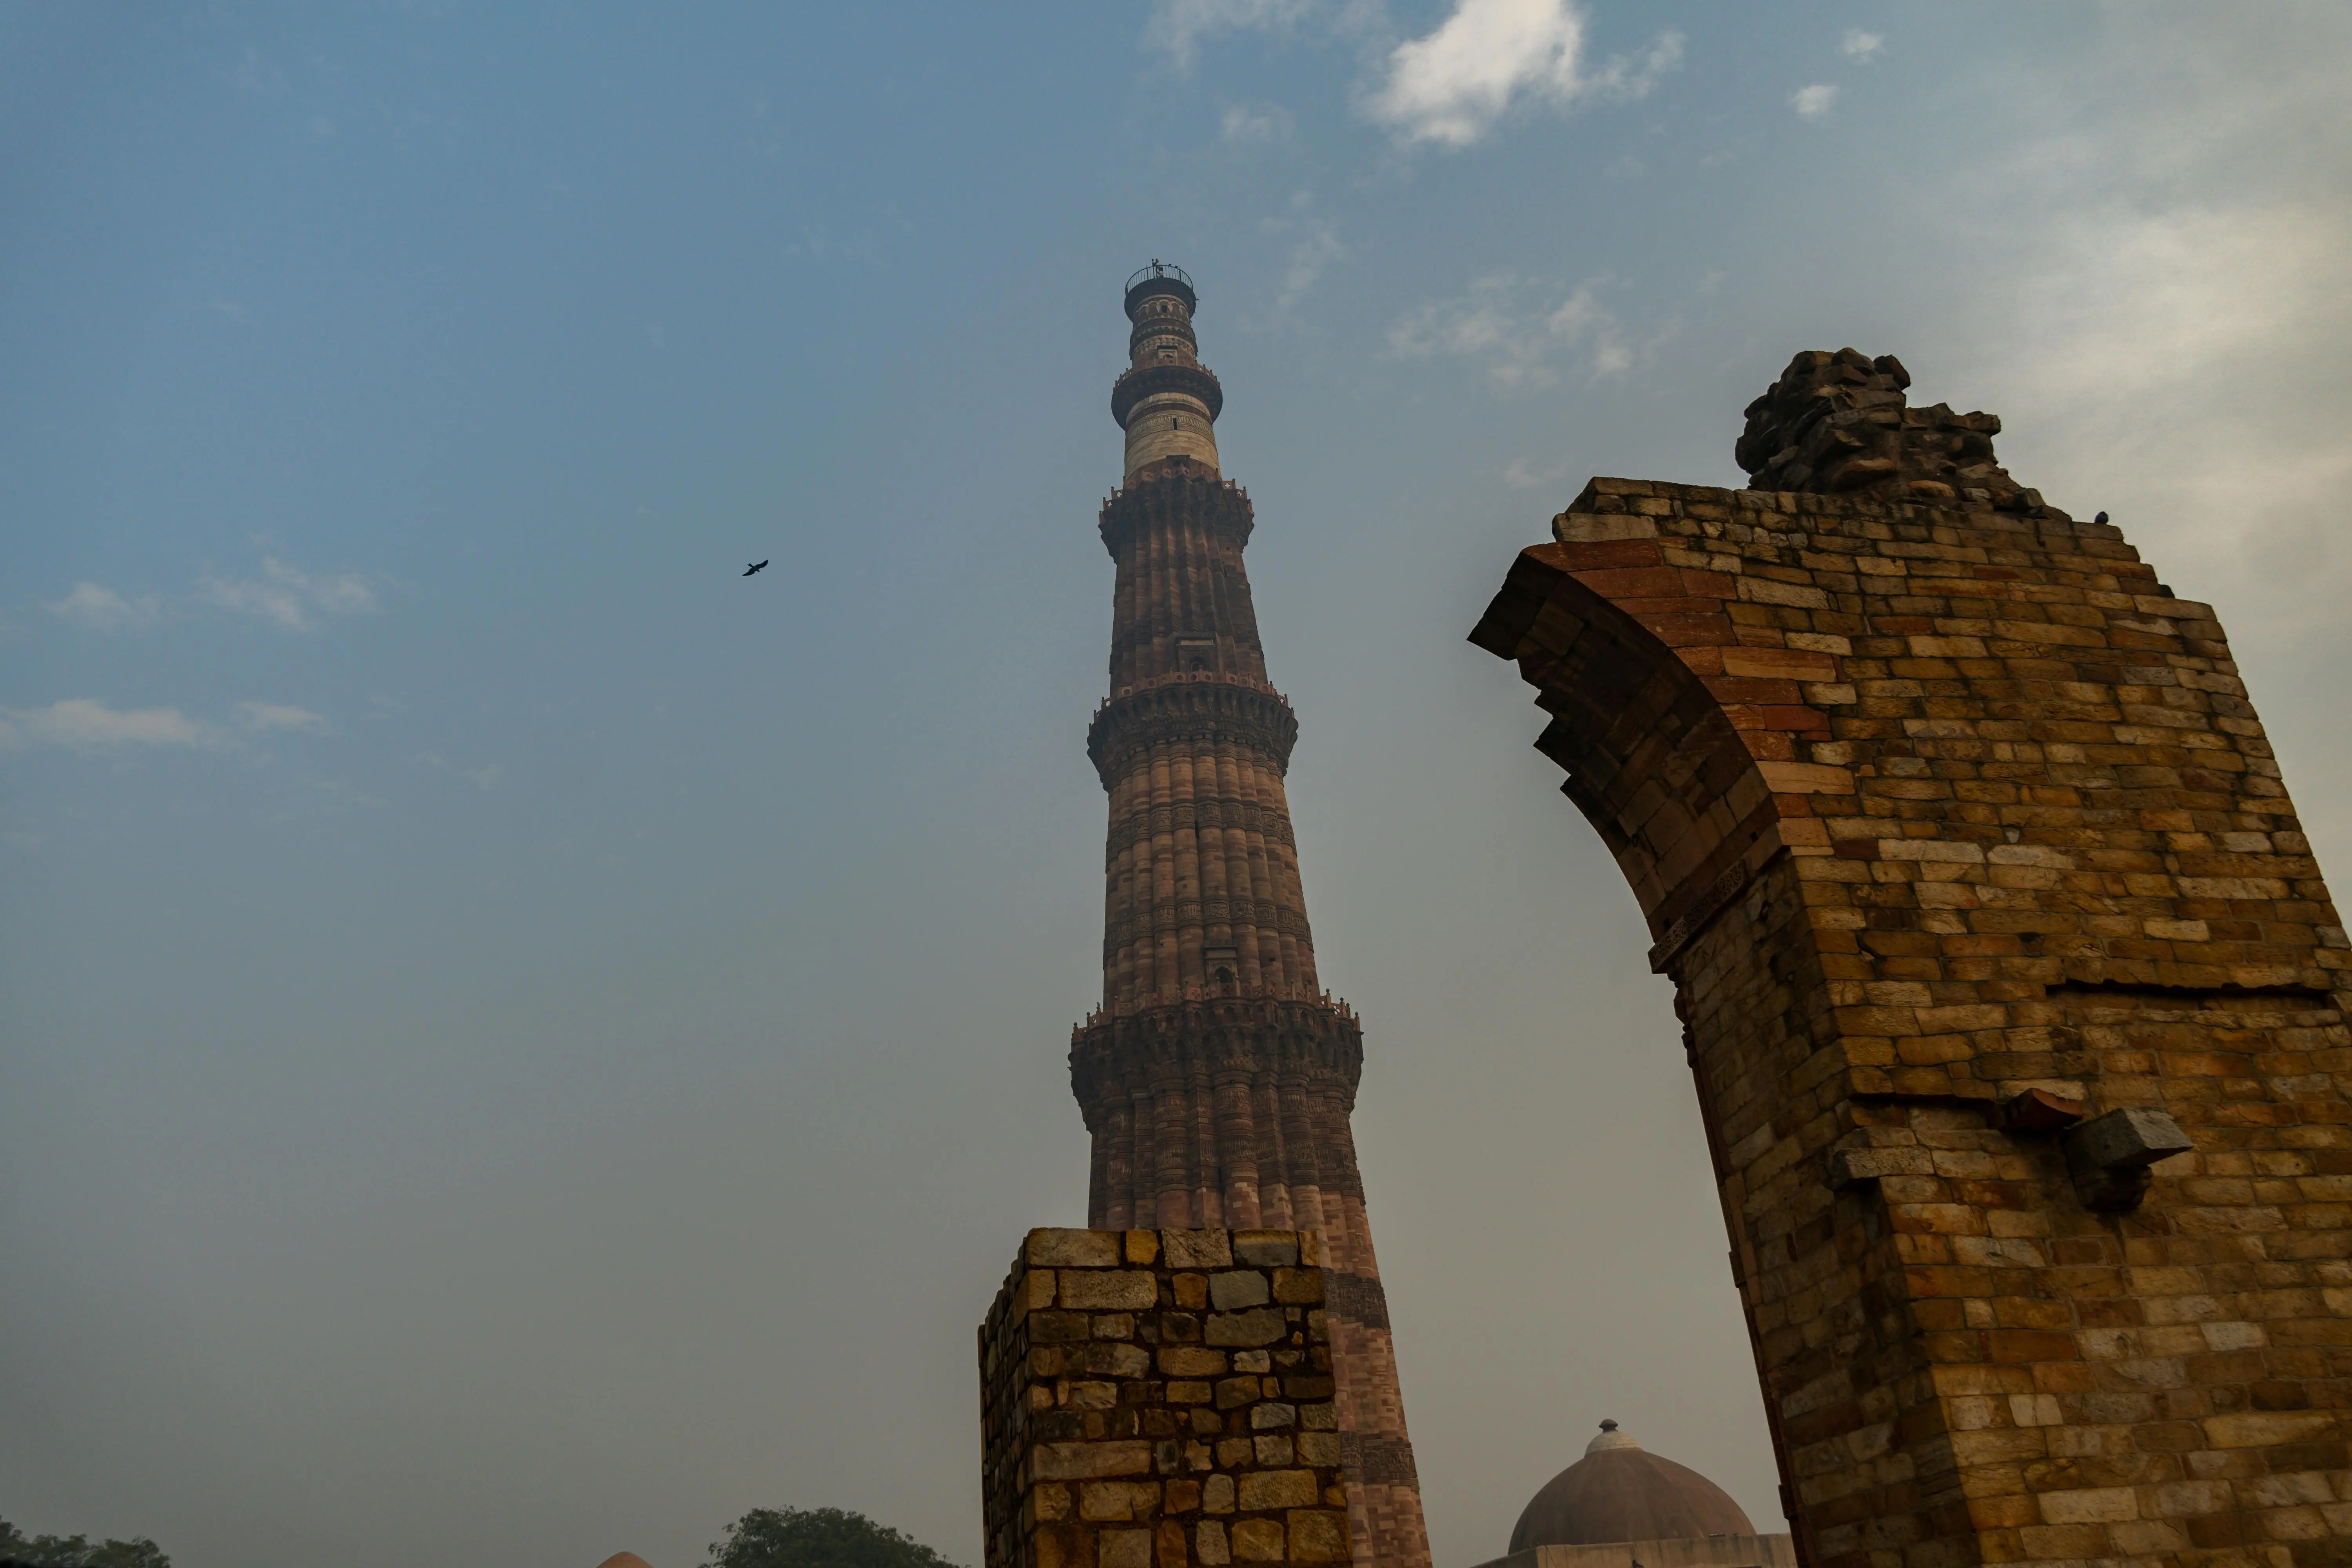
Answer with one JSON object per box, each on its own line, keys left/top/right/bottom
{"left": 1112, "top": 261, "right": 1224, "bottom": 480}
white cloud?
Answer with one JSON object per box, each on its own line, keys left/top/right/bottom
{"left": 1841, "top": 29, "right": 1884, "bottom": 62}
{"left": 417, "top": 751, "right": 505, "bottom": 791}
{"left": 1280, "top": 220, "right": 1345, "bottom": 307}
{"left": 1791, "top": 83, "right": 1837, "bottom": 120}
{"left": 1148, "top": 0, "right": 1319, "bottom": 69}
{"left": 1368, "top": 0, "right": 1681, "bottom": 148}
{"left": 50, "top": 582, "right": 162, "bottom": 631}
{"left": 232, "top": 701, "right": 328, "bottom": 735}
{"left": 1388, "top": 274, "right": 1630, "bottom": 388}
{"left": 0, "top": 699, "right": 220, "bottom": 752}
{"left": 1221, "top": 103, "right": 1293, "bottom": 144}
{"left": 196, "top": 556, "right": 377, "bottom": 632}
{"left": 1261, "top": 193, "right": 1348, "bottom": 310}
{"left": 1504, "top": 457, "right": 1571, "bottom": 490}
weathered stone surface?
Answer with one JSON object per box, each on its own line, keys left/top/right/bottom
{"left": 1735, "top": 348, "right": 2031, "bottom": 507}
{"left": 1209, "top": 1272, "right": 1271, "bottom": 1310}
{"left": 1473, "top": 354, "right": 2352, "bottom": 1568}
{"left": 1159, "top": 1347, "right": 1228, "bottom": 1377}
{"left": 1031, "top": 1229, "right": 1127, "bottom": 1269}
{"left": 2065, "top": 1106, "right": 2194, "bottom": 1172}
{"left": 1203, "top": 1309, "right": 1285, "bottom": 1348}
{"left": 1237, "top": 1472, "right": 1319, "bottom": 1511}
{"left": 1231, "top": 1232, "right": 1299, "bottom": 1268}
{"left": 1036, "top": 1442, "right": 1154, "bottom": 1481}
{"left": 1230, "top": 1521, "right": 1285, "bottom": 1563}
{"left": 1061, "top": 1270, "right": 1161, "bottom": 1310}
{"left": 984, "top": 1230, "right": 1352, "bottom": 1568}
{"left": 1286, "top": 1513, "right": 1348, "bottom": 1565}
{"left": 1161, "top": 1232, "right": 1234, "bottom": 1271}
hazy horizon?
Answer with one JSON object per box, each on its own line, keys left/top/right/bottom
{"left": 5, "top": 5, "right": 2350, "bottom": 1567}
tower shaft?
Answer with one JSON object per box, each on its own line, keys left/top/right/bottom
{"left": 1070, "top": 265, "right": 1431, "bottom": 1568}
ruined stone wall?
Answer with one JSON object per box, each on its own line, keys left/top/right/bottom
{"left": 982, "top": 1229, "right": 1352, "bottom": 1568}
{"left": 1472, "top": 430, "right": 2352, "bottom": 1568}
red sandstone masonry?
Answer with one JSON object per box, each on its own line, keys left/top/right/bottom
{"left": 1069, "top": 277, "right": 1431, "bottom": 1568}
{"left": 1474, "top": 471, "right": 2352, "bottom": 1568}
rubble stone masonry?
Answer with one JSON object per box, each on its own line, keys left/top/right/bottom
{"left": 1471, "top": 352, "right": 2352, "bottom": 1568}
{"left": 982, "top": 1229, "right": 1356, "bottom": 1568}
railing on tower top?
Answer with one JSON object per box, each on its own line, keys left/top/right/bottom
{"left": 1076, "top": 985, "right": 1357, "bottom": 1035}
{"left": 1127, "top": 260, "right": 1194, "bottom": 292}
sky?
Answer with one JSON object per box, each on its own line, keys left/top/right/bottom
{"left": 4, "top": 4, "right": 2350, "bottom": 1566}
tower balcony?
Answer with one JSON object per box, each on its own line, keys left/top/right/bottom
{"left": 1110, "top": 361, "right": 1224, "bottom": 429}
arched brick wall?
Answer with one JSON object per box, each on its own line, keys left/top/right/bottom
{"left": 1471, "top": 356, "right": 2351, "bottom": 1568}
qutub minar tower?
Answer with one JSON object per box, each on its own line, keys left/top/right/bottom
{"left": 1069, "top": 263, "right": 1433, "bottom": 1568}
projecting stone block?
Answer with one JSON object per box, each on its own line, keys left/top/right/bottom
{"left": 2066, "top": 1107, "right": 2194, "bottom": 1171}
{"left": 1825, "top": 1143, "right": 1936, "bottom": 1187}
{"left": 2064, "top": 1106, "right": 2195, "bottom": 1212}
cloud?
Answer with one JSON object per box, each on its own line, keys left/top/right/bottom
{"left": 196, "top": 556, "right": 377, "bottom": 632}
{"left": 1791, "top": 83, "right": 1837, "bottom": 120}
{"left": 1389, "top": 275, "right": 1631, "bottom": 389}
{"left": 232, "top": 702, "right": 328, "bottom": 735}
{"left": 1504, "top": 457, "right": 1572, "bottom": 490}
{"left": 1841, "top": 29, "right": 1884, "bottom": 62}
{"left": 1279, "top": 220, "right": 1345, "bottom": 307}
{"left": 1367, "top": 0, "right": 1681, "bottom": 148}
{"left": 1148, "top": 0, "right": 1319, "bottom": 69}
{"left": 0, "top": 699, "right": 220, "bottom": 752}
{"left": 1221, "top": 103, "right": 1293, "bottom": 144}
{"left": 50, "top": 582, "right": 162, "bottom": 631}
{"left": 417, "top": 752, "right": 505, "bottom": 791}
{"left": 1260, "top": 194, "right": 1348, "bottom": 310}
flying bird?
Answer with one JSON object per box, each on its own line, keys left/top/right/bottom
{"left": 743, "top": 560, "right": 769, "bottom": 577}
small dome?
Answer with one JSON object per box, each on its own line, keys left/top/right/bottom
{"left": 1509, "top": 1422, "right": 1756, "bottom": 1552}
{"left": 595, "top": 1555, "right": 655, "bottom": 1568}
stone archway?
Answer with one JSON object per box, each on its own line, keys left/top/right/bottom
{"left": 1471, "top": 352, "right": 2352, "bottom": 1568}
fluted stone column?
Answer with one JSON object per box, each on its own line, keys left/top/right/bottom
{"left": 1066, "top": 265, "right": 1431, "bottom": 1568}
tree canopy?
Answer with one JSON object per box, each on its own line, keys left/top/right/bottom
{"left": 0, "top": 1519, "right": 171, "bottom": 1568}
{"left": 704, "top": 1507, "right": 964, "bottom": 1568}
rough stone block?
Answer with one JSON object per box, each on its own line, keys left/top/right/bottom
{"left": 1062, "top": 1270, "right": 1162, "bottom": 1310}
{"left": 1209, "top": 1272, "right": 1271, "bottom": 1310}
{"left": 983, "top": 1230, "right": 1357, "bottom": 1568}
{"left": 1286, "top": 1513, "right": 1348, "bottom": 1565}
{"left": 1032, "top": 1229, "right": 1126, "bottom": 1268}
{"left": 1161, "top": 1231, "right": 1234, "bottom": 1270}
{"left": 1203, "top": 1308, "right": 1286, "bottom": 1347}
{"left": 1229, "top": 1521, "right": 1284, "bottom": 1563}
{"left": 1100, "top": 1530, "right": 1152, "bottom": 1568}
{"left": 1231, "top": 1231, "right": 1298, "bottom": 1267}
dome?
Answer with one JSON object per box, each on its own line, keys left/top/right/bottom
{"left": 1509, "top": 1422, "right": 1757, "bottom": 1552}
{"left": 595, "top": 1555, "right": 655, "bottom": 1568}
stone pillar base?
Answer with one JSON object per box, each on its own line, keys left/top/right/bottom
{"left": 981, "top": 1229, "right": 1427, "bottom": 1568}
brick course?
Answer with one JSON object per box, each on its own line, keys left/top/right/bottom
{"left": 1471, "top": 352, "right": 2352, "bottom": 1568}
